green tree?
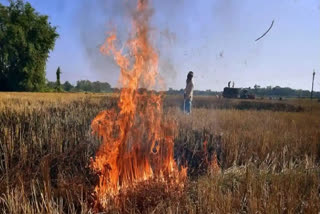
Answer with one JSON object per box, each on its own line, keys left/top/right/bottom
{"left": 55, "top": 67, "right": 62, "bottom": 91}
{"left": 0, "top": 0, "right": 59, "bottom": 91}
{"left": 75, "top": 80, "right": 112, "bottom": 92}
{"left": 76, "top": 80, "right": 92, "bottom": 92}
{"left": 46, "top": 80, "right": 56, "bottom": 91}
{"left": 92, "top": 81, "right": 112, "bottom": 92}
{"left": 63, "top": 81, "right": 74, "bottom": 92}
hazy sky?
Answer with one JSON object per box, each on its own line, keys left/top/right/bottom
{"left": 1, "top": 0, "right": 320, "bottom": 90}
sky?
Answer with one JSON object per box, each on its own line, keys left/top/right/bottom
{"left": 1, "top": 0, "right": 320, "bottom": 91}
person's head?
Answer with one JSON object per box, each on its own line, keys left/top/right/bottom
{"left": 187, "top": 71, "right": 193, "bottom": 83}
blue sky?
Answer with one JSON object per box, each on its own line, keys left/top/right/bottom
{"left": 1, "top": 0, "right": 320, "bottom": 90}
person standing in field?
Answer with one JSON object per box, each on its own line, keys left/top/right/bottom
{"left": 184, "top": 71, "right": 194, "bottom": 114}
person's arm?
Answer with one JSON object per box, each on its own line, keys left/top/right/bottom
{"left": 190, "top": 82, "right": 194, "bottom": 99}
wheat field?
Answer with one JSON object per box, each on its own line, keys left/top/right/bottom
{"left": 0, "top": 93, "right": 319, "bottom": 213}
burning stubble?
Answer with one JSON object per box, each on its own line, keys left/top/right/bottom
{"left": 90, "top": 0, "right": 186, "bottom": 210}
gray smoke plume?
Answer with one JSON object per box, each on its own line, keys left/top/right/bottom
{"left": 74, "top": 0, "right": 186, "bottom": 88}
{"left": 74, "top": 0, "right": 135, "bottom": 86}
{"left": 74, "top": 0, "right": 244, "bottom": 89}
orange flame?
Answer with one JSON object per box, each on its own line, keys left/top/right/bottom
{"left": 203, "top": 140, "right": 220, "bottom": 175}
{"left": 91, "top": 0, "right": 186, "bottom": 209}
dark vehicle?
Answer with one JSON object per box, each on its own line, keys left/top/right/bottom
{"left": 222, "top": 87, "right": 241, "bottom": 98}
{"left": 240, "top": 89, "right": 256, "bottom": 99}
{"left": 222, "top": 88, "right": 256, "bottom": 99}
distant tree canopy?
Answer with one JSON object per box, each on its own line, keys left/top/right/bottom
{"left": 166, "top": 86, "right": 319, "bottom": 98}
{"left": 46, "top": 80, "right": 113, "bottom": 93}
{"left": 246, "top": 86, "right": 320, "bottom": 98}
{"left": 0, "top": 0, "right": 58, "bottom": 91}
{"left": 62, "top": 81, "right": 73, "bottom": 92}
{"left": 76, "top": 80, "right": 112, "bottom": 92}
{"left": 167, "top": 88, "right": 220, "bottom": 96}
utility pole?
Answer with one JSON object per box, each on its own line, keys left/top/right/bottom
{"left": 311, "top": 70, "right": 315, "bottom": 100}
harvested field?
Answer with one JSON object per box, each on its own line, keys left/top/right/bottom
{"left": 0, "top": 93, "right": 320, "bottom": 213}
{"left": 165, "top": 95, "right": 306, "bottom": 112}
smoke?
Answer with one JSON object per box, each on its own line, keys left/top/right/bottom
{"left": 212, "top": 0, "right": 239, "bottom": 31}
{"left": 152, "top": 0, "right": 187, "bottom": 88}
{"left": 75, "top": 0, "right": 136, "bottom": 86}
{"left": 73, "top": 0, "right": 248, "bottom": 89}
{"left": 74, "top": 0, "right": 186, "bottom": 88}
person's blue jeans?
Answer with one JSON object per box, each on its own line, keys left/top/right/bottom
{"left": 184, "top": 99, "right": 192, "bottom": 114}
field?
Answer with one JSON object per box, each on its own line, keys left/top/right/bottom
{"left": 0, "top": 92, "right": 320, "bottom": 213}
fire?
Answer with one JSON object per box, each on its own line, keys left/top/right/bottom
{"left": 203, "top": 140, "right": 221, "bottom": 175}
{"left": 90, "top": 0, "right": 186, "bottom": 209}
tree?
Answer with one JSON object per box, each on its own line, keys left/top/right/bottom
{"left": 63, "top": 81, "right": 73, "bottom": 92}
{"left": 92, "top": 81, "right": 112, "bottom": 92}
{"left": 76, "top": 80, "right": 92, "bottom": 92}
{"left": 46, "top": 80, "right": 56, "bottom": 91}
{"left": 55, "top": 67, "right": 62, "bottom": 91}
{"left": 0, "top": 0, "right": 59, "bottom": 91}
{"left": 75, "top": 80, "right": 112, "bottom": 92}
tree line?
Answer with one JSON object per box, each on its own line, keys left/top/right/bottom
{"left": 247, "top": 85, "right": 320, "bottom": 98}
{"left": 46, "top": 79, "right": 113, "bottom": 93}
{"left": 166, "top": 86, "right": 320, "bottom": 98}
{"left": 167, "top": 88, "right": 220, "bottom": 96}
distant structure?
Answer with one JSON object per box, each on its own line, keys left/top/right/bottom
{"left": 223, "top": 87, "right": 240, "bottom": 98}
{"left": 240, "top": 89, "right": 255, "bottom": 99}
{"left": 223, "top": 81, "right": 255, "bottom": 99}
{"left": 224, "top": 81, "right": 239, "bottom": 98}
